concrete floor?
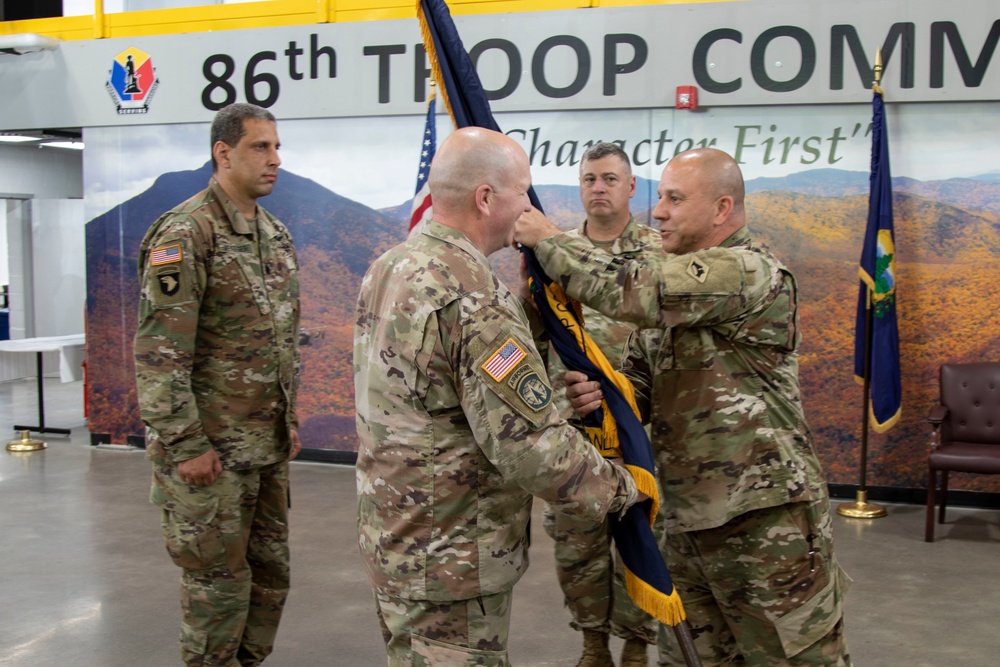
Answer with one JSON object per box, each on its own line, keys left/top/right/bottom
{"left": 1, "top": 377, "right": 998, "bottom": 666}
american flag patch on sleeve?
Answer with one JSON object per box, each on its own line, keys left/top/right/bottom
{"left": 150, "top": 243, "right": 182, "bottom": 266}
{"left": 482, "top": 338, "right": 527, "bottom": 382}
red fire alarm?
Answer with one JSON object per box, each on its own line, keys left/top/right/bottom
{"left": 676, "top": 85, "right": 698, "bottom": 110}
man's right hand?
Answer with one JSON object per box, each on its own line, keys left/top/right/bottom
{"left": 177, "top": 449, "right": 222, "bottom": 486}
{"left": 514, "top": 207, "right": 562, "bottom": 248}
{"left": 564, "top": 370, "right": 603, "bottom": 418}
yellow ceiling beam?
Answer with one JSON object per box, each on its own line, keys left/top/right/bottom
{"left": 0, "top": 0, "right": 729, "bottom": 41}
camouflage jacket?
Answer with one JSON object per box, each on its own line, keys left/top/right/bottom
{"left": 134, "top": 178, "right": 300, "bottom": 470}
{"left": 534, "top": 226, "right": 826, "bottom": 532}
{"left": 545, "top": 216, "right": 663, "bottom": 422}
{"left": 354, "top": 220, "right": 639, "bottom": 601}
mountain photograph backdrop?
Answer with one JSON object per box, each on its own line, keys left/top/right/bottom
{"left": 86, "top": 158, "right": 1000, "bottom": 494}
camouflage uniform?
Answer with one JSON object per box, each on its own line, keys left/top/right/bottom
{"left": 541, "top": 217, "right": 660, "bottom": 644}
{"left": 354, "top": 220, "right": 641, "bottom": 666}
{"left": 533, "top": 226, "right": 851, "bottom": 666}
{"left": 134, "top": 178, "right": 300, "bottom": 667}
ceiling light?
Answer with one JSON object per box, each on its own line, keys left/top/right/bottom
{"left": 0, "top": 134, "right": 39, "bottom": 143}
{"left": 41, "top": 141, "right": 84, "bottom": 150}
{"left": 0, "top": 33, "right": 60, "bottom": 55}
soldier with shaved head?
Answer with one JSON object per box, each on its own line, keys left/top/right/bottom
{"left": 516, "top": 148, "right": 851, "bottom": 666}
{"left": 354, "top": 127, "right": 645, "bottom": 666}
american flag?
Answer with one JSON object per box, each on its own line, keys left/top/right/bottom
{"left": 150, "top": 243, "right": 181, "bottom": 266}
{"left": 482, "top": 339, "right": 526, "bottom": 381}
{"left": 408, "top": 88, "right": 437, "bottom": 237}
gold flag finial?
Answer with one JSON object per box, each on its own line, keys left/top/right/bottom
{"left": 873, "top": 48, "right": 884, "bottom": 95}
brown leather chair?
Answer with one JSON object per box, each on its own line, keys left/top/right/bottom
{"left": 926, "top": 362, "right": 1000, "bottom": 542}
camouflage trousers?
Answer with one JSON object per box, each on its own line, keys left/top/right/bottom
{"left": 657, "top": 498, "right": 851, "bottom": 666}
{"left": 152, "top": 460, "right": 290, "bottom": 667}
{"left": 542, "top": 502, "right": 657, "bottom": 643}
{"left": 373, "top": 590, "right": 512, "bottom": 666}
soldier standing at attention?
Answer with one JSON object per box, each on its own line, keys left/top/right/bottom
{"left": 354, "top": 126, "right": 645, "bottom": 666}
{"left": 516, "top": 148, "right": 851, "bottom": 666}
{"left": 134, "top": 102, "right": 301, "bottom": 667}
{"left": 538, "top": 142, "right": 661, "bottom": 667}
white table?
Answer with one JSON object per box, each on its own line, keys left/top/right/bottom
{"left": 0, "top": 334, "right": 85, "bottom": 435}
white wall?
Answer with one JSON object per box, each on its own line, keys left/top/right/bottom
{"left": 31, "top": 199, "right": 85, "bottom": 337}
{"left": 0, "top": 205, "right": 7, "bottom": 289}
{"left": 0, "top": 145, "right": 83, "bottom": 379}
{"left": 0, "top": 144, "right": 82, "bottom": 200}
{"left": 5, "top": 199, "right": 33, "bottom": 341}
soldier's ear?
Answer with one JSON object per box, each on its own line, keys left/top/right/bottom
{"left": 212, "top": 141, "right": 232, "bottom": 170}
{"left": 714, "top": 194, "right": 734, "bottom": 223}
{"left": 475, "top": 184, "right": 492, "bottom": 217}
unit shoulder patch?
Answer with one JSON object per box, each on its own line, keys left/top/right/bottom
{"left": 474, "top": 333, "right": 552, "bottom": 417}
{"left": 686, "top": 256, "right": 709, "bottom": 283}
{"left": 664, "top": 249, "right": 744, "bottom": 294}
{"left": 148, "top": 264, "right": 193, "bottom": 308}
{"left": 157, "top": 267, "right": 181, "bottom": 296}
{"left": 506, "top": 365, "right": 552, "bottom": 412}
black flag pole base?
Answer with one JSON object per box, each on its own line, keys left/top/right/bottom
{"left": 673, "top": 620, "right": 703, "bottom": 667}
{"left": 836, "top": 489, "right": 887, "bottom": 519}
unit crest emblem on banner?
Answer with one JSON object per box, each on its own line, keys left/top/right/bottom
{"left": 106, "top": 48, "right": 160, "bottom": 115}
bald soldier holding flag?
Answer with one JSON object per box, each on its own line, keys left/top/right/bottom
{"left": 516, "top": 147, "right": 851, "bottom": 666}
{"left": 354, "top": 126, "right": 646, "bottom": 666}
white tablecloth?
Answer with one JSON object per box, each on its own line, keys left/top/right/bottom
{"left": 0, "top": 334, "right": 86, "bottom": 382}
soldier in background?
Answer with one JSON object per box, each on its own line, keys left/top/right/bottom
{"left": 134, "top": 102, "right": 300, "bottom": 667}
{"left": 533, "top": 142, "right": 662, "bottom": 667}
{"left": 516, "top": 148, "right": 851, "bottom": 666}
{"left": 354, "top": 127, "right": 645, "bottom": 665}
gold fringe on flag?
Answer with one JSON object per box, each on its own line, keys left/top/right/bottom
{"left": 540, "top": 280, "right": 661, "bottom": 526}
{"left": 625, "top": 565, "right": 687, "bottom": 626}
{"left": 417, "top": 1, "right": 457, "bottom": 125}
{"left": 625, "top": 464, "right": 660, "bottom": 529}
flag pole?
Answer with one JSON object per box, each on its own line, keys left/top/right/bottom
{"left": 838, "top": 49, "right": 888, "bottom": 520}
{"left": 672, "top": 622, "right": 702, "bottom": 667}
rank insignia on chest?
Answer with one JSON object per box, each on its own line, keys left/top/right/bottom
{"left": 157, "top": 268, "right": 181, "bottom": 296}
{"left": 687, "top": 257, "right": 709, "bottom": 283}
{"left": 482, "top": 338, "right": 527, "bottom": 382}
{"left": 150, "top": 243, "right": 182, "bottom": 266}
{"left": 507, "top": 365, "right": 551, "bottom": 411}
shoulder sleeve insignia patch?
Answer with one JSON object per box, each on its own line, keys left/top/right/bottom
{"left": 482, "top": 337, "right": 527, "bottom": 382}
{"left": 506, "top": 365, "right": 551, "bottom": 411}
{"left": 157, "top": 268, "right": 181, "bottom": 296}
{"left": 686, "top": 257, "right": 709, "bottom": 283}
{"left": 150, "top": 243, "right": 183, "bottom": 266}
{"left": 149, "top": 264, "right": 192, "bottom": 307}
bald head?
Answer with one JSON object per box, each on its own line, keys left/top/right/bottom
{"left": 429, "top": 128, "right": 525, "bottom": 204}
{"left": 654, "top": 148, "right": 747, "bottom": 255}
{"left": 670, "top": 148, "right": 746, "bottom": 214}
{"left": 428, "top": 127, "right": 532, "bottom": 255}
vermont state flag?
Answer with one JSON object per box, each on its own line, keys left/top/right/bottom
{"left": 854, "top": 88, "right": 902, "bottom": 433}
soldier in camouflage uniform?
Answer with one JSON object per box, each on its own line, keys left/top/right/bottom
{"left": 134, "top": 103, "right": 301, "bottom": 667}
{"left": 539, "top": 143, "right": 662, "bottom": 667}
{"left": 354, "top": 127, "right": 644, "bottom": 667}
{"left": 516, "top": 148, "right": 851, "bottom": 666}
